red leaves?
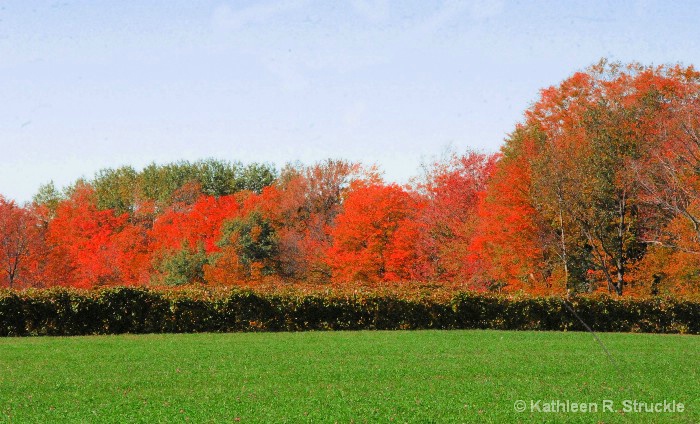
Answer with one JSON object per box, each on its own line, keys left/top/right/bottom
{"left": 4, "top": 62, "right": 700, "bottom": 297}
{"left": 327, "top": 182, "right": 423, "bottom": 283}
{"left": 0, "top": 197, "right": 44, "bottom": 288}
{"left": 470, "top": 142, "right": 544, "bottom": 292}
{"left": 43, "top": 185, "right": 126, "bottom": 288}
{"left": 416, "top": 151, "right": 498, "bottom": 282}
{"left": 150, "top": 194, "right": 242, "bottom": 254}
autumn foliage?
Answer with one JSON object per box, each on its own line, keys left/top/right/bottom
{"left": 2, "top": 61, "right": 700, "bottom": 297}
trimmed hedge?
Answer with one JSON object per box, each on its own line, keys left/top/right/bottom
{"left": 0, "top": 287, "right": 698, "bottom": 336}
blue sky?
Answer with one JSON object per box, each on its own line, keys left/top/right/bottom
{"left": 1, "top": 0, "right": 699, "bottom": 202}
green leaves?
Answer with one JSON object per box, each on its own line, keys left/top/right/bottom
{"left": 92, "top": 159, "right": 278, "bottom": 212}
{"left": 152, "top": 243, "right": 210, "bottom": 286}
{"left": 0, "top": 287, "right": 697, "bottom": 336}
{"left": 218, "top": 211, "right": 279, "bottom": 277}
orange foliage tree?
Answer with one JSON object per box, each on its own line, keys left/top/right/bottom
{"left": 327, "top": 182, "right": 423, "bottom": 283}
{"left": 0, "top": 197, "right": 43, "bottom": 288}
{"left": 3, "top": 61, "right": 700, "bottom": 297}
{"left": 44, "top": 184, "right": 128, "bottom": 288}
{"left": 478, "top": 61, "right": 700, "bottom": 296}
{"left": 414, "top": 151, "right": 498, "bottom": 283}
{"left": 470, "top": 127, "right": 551, "bottom": 293}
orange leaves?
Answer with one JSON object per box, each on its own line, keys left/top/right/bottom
{"left": 6, "top": 61, "right": 700, "bottom": 298}
{"left": 478, "top": 61, "right": 700, "bottom": 296}
{"left": 44, "top": 185, "right": 127, "bottom": 288}
{"left": 203, "top": 246, "right": 243, "bottom": 286}
{"left": 150, "top": 194, "right": 242, "bottom": 254}
{"left": 0, "top": 196, "right": 44, "bottom": 288}
{"left": 327, "top": 183, "right": 423, "bottom": 283}
{"left": 470, "top": 150, "right": 544, "bottom": 292}
{"left": 415, "top": 151, "right": 498, "bottom": 282}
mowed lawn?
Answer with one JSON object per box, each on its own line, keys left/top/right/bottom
{"left": 0, "top": 331, "right": 697, "bottom": 423}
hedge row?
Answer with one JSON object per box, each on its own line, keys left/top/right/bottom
{"left": 0, "top": 287, "right": 698, "bottom": 336}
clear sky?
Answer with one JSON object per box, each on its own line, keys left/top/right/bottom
{"left": 1, "top": 0, "right": 699, "bottom": 202}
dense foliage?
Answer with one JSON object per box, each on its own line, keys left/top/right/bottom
{"left": 2, "top": 61, "right": 700, "bottom": 296}
{"left": 0, "top": 286, "right": 697, "bottom": 336}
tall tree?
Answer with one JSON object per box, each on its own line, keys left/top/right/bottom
{"left": 205, "top": 211, "right": 279, "bottom": 282}
{"left": 415, "top": 150, "right": 498, "bottom": 281}
{"left": 92, "top": 166, "right": 139, "bottom": 214}
{"left": 0, "top": 198, "right": 42, "bottom": 288}
{"left": 471, "top": 127, "right": 550, "bottom": 292}
{"left": 483, "top": 61, "right": 700, "bottom": 295}
{"left": 257, "top": 159, "right": 373, "bottom": 281}
{"left": 45, "top": 184, "right": 126, "bottom": 287}
{"left": 327, "top": 182, "right": 422, "bottom": 283}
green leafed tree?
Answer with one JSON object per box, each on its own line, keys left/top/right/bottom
{"left": 32, "top": 181, "right": 64, "bottom": 220}
{"left": 92, "top": 166, "right": 139, "bottom": 214}
{"left": 152, "top": 242, "right": 210, "bottom": 286}
{"left": 215, "top": 211, "right": 279, "bottom": 278}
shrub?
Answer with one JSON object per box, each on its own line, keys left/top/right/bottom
{"left": 0, "top": 287, "right": 697, "bottom": 336}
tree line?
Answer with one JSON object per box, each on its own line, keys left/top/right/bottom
{"left": 2, "top": 60, "right": 700, "bottom": 296}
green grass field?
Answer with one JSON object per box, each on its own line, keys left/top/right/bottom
{"left": 0, "top": 330, "right": 697, "bottom": 423}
